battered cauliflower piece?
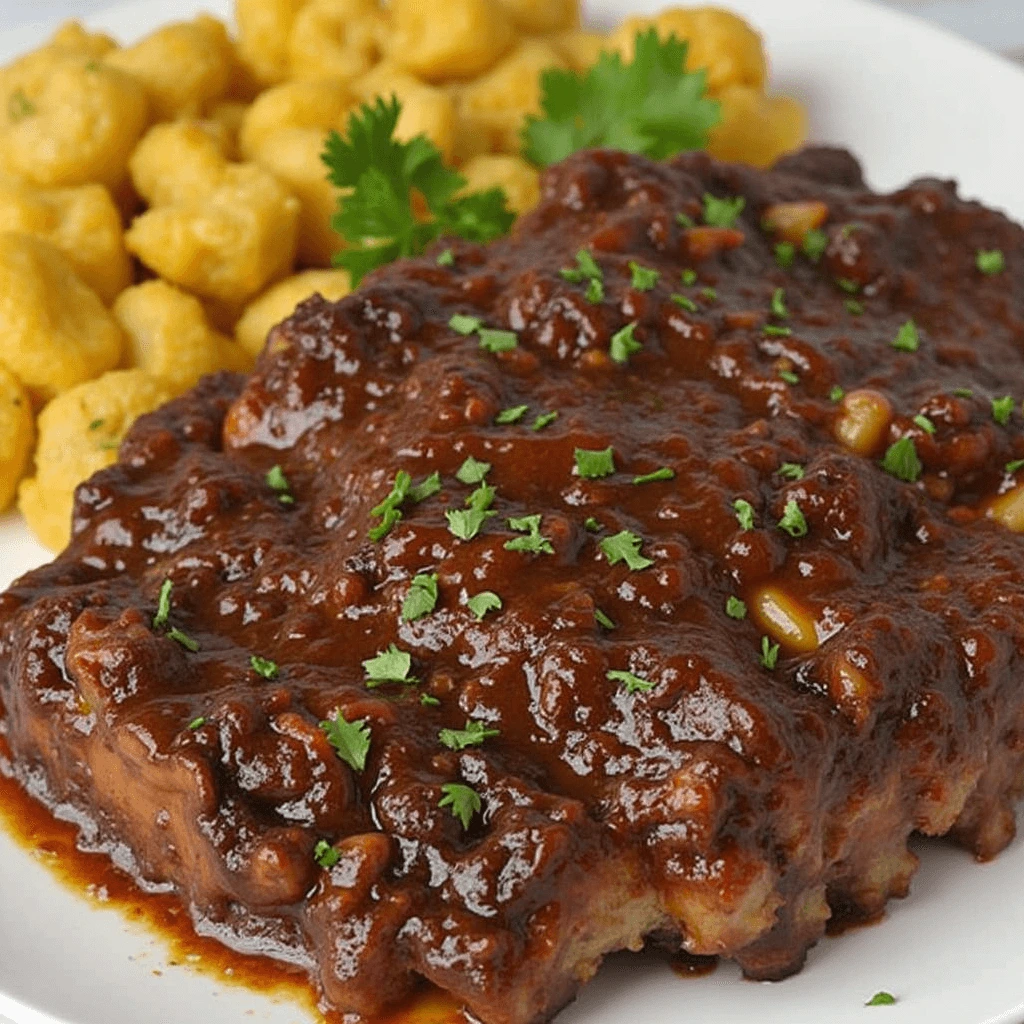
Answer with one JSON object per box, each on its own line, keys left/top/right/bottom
{"left": 0, "top": 179, "right": 131, "bottom": 304}
{"left": 235, "top": 0, "right": 310, "bottom": 86}
{"left": 0, "top": 364, "right": 34, "bottom": 513}
{"left": 18, "top": 369, "right": 173, "bottom": 551}
{"left": 238, "top": 78, "right": 352, "bottom": 160}
{"left": 388, "top": 0, "right": 515, "bottom": 82}
{"left": 113, "top": 280, "right": 251, "bottom": 396}
{"left": 287, "top": 0, "right": 386, "bottom": 82}
{"left": 235, "top": 269, "right": 350, "bottom": 359}
{"left": 0, "top": 233, "right": 123, "bottom": 401}
{"left": 496, "top": 0, "right": 579, "bottom": 34}
{"left": 44, "top": 21, "right": 118, "bottom": 61}
{"left": 125, "top": 163, "right": 300, "bottom": 304}
{"left": 129, "top": 119, "right": 233, "bottom": 207}
{"left": 0, "top": 55, "right": 149, "bottom": 191}
{"left": 104, "top": 15, "right": 235, "bottom": 121}
{"left": 459, "top": 155, "right": 540, "bottom": 215}
{"left": 548, "top": 30, "right": 606, "bottom": 72}
{"left": 708, "top": 85, "right": 808, "bottom": 168}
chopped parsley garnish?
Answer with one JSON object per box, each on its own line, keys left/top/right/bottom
{"left": 607, "top": 669, "right": 655, "bottom": 694}
{"left": 600, "top": 530, "right": 653, "bottom": 570}
{"left": 522, "top": 29, "right": 721, "bottom": 166}
{"left": 777, "top": 462, "right": 805, "bottom": 480}
{"left": 313, "top": 840, "right": 340, "bottom": 869}
{"left": 976, "top": 249, "right": 1005, "bottom": 276}
{"left": 466, "top": 483, "right": 496, "bottom": 511}
{"left": 845, "top": 298, "right": 865, "bottom": 316}
{"left": 953, "top": 387, "right": 975, "bottom": 398}
{"left": 450, "top": 313, "right": 482, "bottom": 335}
{"left": 8, "top": 90, "right": 35, "bottom": 121}
{"left": 496, "top": 404, "right": 529, "bottom": 424}
{"left": 153, "top": 579, "right": 173, "bottom": 630}
{"left": 168, "top": 627, "right": 199, "bottom": 653}
{"left": 438, "top": 719, "right": 500, "bottom": 751}
{"left": 595, "top": 608, "right": 616, "bottom": 630}
{"left": 504, "top": 514, "right": 554, "bottom": 554}
{"left": 456, "top": 456, "right": 491, "bottom": 485}
{"left": 701, "top": 286, "right": 717, "bottom": 302}
{"left": 438, "top": 782, "right": 481, "bottom": 829}
{"left": 802, "top": 228, "right": 828, "bottom": 263}
{"left": 1007, "top": 459, "right": 1024, "bottom": 474}
{"left": 575, "top": 446, "right": 616, "bottom": 479}
{"left": 764, "top": 325, "right": 792, "bottom": 338}
{"left": 584, "top": 516, "right": 603, "bottom": 532}
{"left": 629, "top": 261, "right": 660, "bottom": 291}
{"left": 682, "top": 268, "right": 698, "bottom": 286}
{"left": 770, "top": 288, "right": 788, "bottom": 318}
{"left": 408, "top": 471, "right": 442, "bottom": 503}
{"left": 725, "top": 596, "right": 747, "bottom": 620}
{"left": 250, "top": 655, "right": 279, "bottom": 679}
{"left": 188, "top": 716, "right": 206, "bottom": 731}
{"left": 836, "top": 278, "right": 860, "bottom": 294}
{"left": 676, "top": 212, "right": 695, "bottom": 228}
{"left": 323, "top": 97, "right": 514, "bottom": 285}
{"left": 88, "top": 418, "right": 104, "bottom": 431}
{"left": 362, "top": 643, "right": 414, "bottom": 687}
{"left": 478, "top": 327, "right": 518, "bottom": 353}
{"left": 560, "top": 249, "right": 603, "bottom": 303}
{"left": 446, "top": 505, "right": 496, "bottom": 541}
{"left": 778, "top": 369, "right": 800, "bottom": 384}
{"left": 402, "top": 573, "right": 439, "bottom": 622}
{"left": 774, "top": 241, "right": 796, "bottom": 268}
{"left": 865, "top": 992, "right": 896, "bottom": 1007}
{"left": 531, "top": 410, "right": 559, "bottom": 431}
{"left": 759, "top": 636, "right": 780, "bottom": 670}
{"left": 913, "top": 414, "right": 936, "bottom": 435}
{"left": 829, "top": 385, "right": 845, "bottom": 402}
{"left": 777, "top": 499, "right": 808, "bottom": 538}
{"left": 266, "top": 464, "right": 294, "bottom": 504}
{"left": 881, "top": 436, "right": 922, "bottom": 483}
{"left": 370, "top": 470, "right": 437, "bottom": 540}
{"left": 733, "top": 498, "right": 755, "bottom": 531}
{"left": 420, "top": 693, "right": 441, "bottom": 707}
{"left": 671, "top": 293, "right": 698, "bottom": 313}
{"left": 703, "top": 193, "right": 745, "bottom": 229}
{"left": 992, "top": 395, "right": 1015, "bottom": 426}
{"left": 891, "top": 320, "right": 919, "bottom": 352}
{"left": 633, "top": 466, "right": 675, "bottom": 484}
{"left": 320, "top": 709, "right": 371, "bottom": 771}
{"left": 436, "top": 248, "right": 455, "bottom": 267}
{"left": 467, "top": 591, "right": 502, "bottom": 620}
{"left": 610, "top": 322, "right": 642, "bottom": 364}
{"left": 586, "top": 278, "right": 605, "bottom": 303}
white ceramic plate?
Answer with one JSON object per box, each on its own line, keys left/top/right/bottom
{"left": 2, "top": 1, "right": 1024, "bottom": 1022}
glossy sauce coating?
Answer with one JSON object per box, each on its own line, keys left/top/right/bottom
{"left": 2, "top": 148, "right": 1024, "bottom": 1024}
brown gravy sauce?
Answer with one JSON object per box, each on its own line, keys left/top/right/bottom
{"left": 0, "top": 767, "right": 467, "bottom": 1024}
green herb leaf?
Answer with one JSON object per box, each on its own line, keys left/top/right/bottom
{"left": 829, "top": 385, "right": 845, "bottom": 402}
{"left": 681, "top": 268, "right": 698, "bottom": 286}
{"left": 420, "top": 693, "right": 441, "bottom": 706}
{"left": 446, "top": 506, "right": 496, "bottom": 541}
{"left": 733, "top": 498, "right": 755, "bottom": 531}
{"left": 777, "top": 462, "right": 805, "bottom": 481}
{"left": 703, "top": 193, "right": 745, "bottom": 228}
{"left": 777, "top": 499, "right": 808, "bottom": 538}
{"left": 845, "top": 298, "right": 865, "bottom": 316}
{"left": 188, "top": 716, "right": 206, "bottom": 731}
{"left": 402, "top": 573, "right": 439, "bottom": 622}
{"left": 759, "top": 635, "right": 780, "bottom": 670}
{"left": 953, "top": 387, "right": 974, "bottom": 398}
{"left": 266, "top": 464, "right": 294, "bottom": 504}
{"left": 408, "top": 471, "right": 442, "bottom": 503}
{"left": 976, "top": 249, "right": 1005, "bottom": 276}
{"left": 168, "top": 627, "right": 199, "bottom": 653}
{"left": 496, "top": 404, "right": 529, "bottom": 424}
{"left": 764, "top": 325, "right": 792, "bottom": 338}
{"left": 466, "top": 483, "right": 496, "bottom": 511}
{"left": 522, "top": 29, "right": 721, "bottom": 167}
{"left": 467, "top": 591, "right": 502, "bottom": 620}
{"left": 600, "top": 530, "right": 653, "bottom": 570}
{"left": 610, "top": 322, "right": 642, "bottom": 364}
{"left": 725, "top": 596, "right": 747, "bottom": 620}
{"left": 881, "top": 436, "right": 922, "bottom": 483}
{"left": 676, "top": 212, "right": 695, "bottom": 228}
{"left": 504, "top": 514, "right": 554, "bottom": 554}
{"left": 324, "top": 97, "right": 514, "bottom": 285}
{"left": 701, "top": 286, "right": 717, "bottom": 302}
{"left": 595, "top": 608, "right": 616, "bottom": 630}
{"left": 250, "top": 655, "right": 279, "bottom": 679}
{"left": 8, "top": 89, "right": 35, "bottom": 121}
{"left": 802, "top": 228, "right": 828, "bottom": 263}
{"left": 633, "top": 466, "right": 674, "bottom": 484}
{"left": 362, "top": 643, "right": 414, "bottom": 687}
{"left": 992, "top": 395, "right": 1015, "bottom": 426}
{"left": 891, "top": 320, "right": 919, "bottom": 352}
{"left": 1006, "top": 459, "right": 1024, "bottom": 474}
{"left": 450, "top": 313, "right": 482, "bottom": 335}
{"left": 584, "top": 516, "right": 603, "bottom": 532}
{"left": 770, "top": 287, "right": 788, "bottom": 318}
{"left": 153, "top": 579, "right": 173, "bottom": 630}
{"left": 774, "top": 241, "right": 796, "bottom": 269}
{"left": 438, "top": 782, "right": 481, "bottom": 829}
{"left": 913, "top": 414, "right": 936, "bottom": 435}
{"left": 438, "top": 719, "right": 500, "bottom": 751}
{"left": 671, "top": 293, "right": 698, "bottom": 312}
{"left": 836, "top": 278, "right": 860, "bottom": 294}
{"left": 313, "top": 839, "right": 340, "bottom": 868}
{"left": 88, "top": 418, "right": 104, "bottom": 431}
{"left": 478, "top": 327, "right": 518, "bottom": 353}
{"left": 560, "top": 248, "right": 602, "bottom": 284}
{"left": 320, "top": 709, "right": 372, "bottom": 771}
{"left": 865, "top": 992, "right": 896, "bottom": 1007}
{"left": 369, "top": 507, "right": 402, "bottom": 542}
{"left": 629, "top": 261, "right": 660, "bottom": 291}
{"left": 436, "top": 248, "right": 455, "bottom": 267}
{"left": 575, "top": 446, "right": 616, "bottom": 479}
{"left": 778, "top": 369, "right": 799, "bottom": 384}
{"left": 532, "top": 410, "right": 559, "bottom": 431}
{"left": 585, "top": 277, "right": 605, "bottom": 303}
{"left": 607, "top": 669, "right": 655, "bottom": 694}
{"left": 456, "top": 456, "right": 491, "bottom": 485}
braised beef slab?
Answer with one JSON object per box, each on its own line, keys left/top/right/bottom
{"left": 2, "top": 147, "right": 1024, "bottom": 1024}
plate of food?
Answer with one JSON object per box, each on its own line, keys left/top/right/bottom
{"left": 1, "top": 1, "right": 1023, "bottom": 1024}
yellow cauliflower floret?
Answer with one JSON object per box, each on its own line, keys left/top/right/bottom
{"left": 497, "top": 0, "right": 579, "bottom": 34}
{"left": 238, "top": 79, "right": 351, "bottom": 160}
{"left": 548, "top": 30, "right": 606, "bottom": 72}
{"left": 45, "top": 21, "right": 118, "bottom": 60}
{"left": 456, "top": 40, "right": 565, "bottom": 155}
{"left": 129, "top": 119, "right": 232, "bottom": 207}
{"left": 708, "top": 85, "right": 808, "bottom": 168}
{"left": 104, "top": 15, "right": 235, "bottom": 121}
{"left": 0, "top": 55, "right": 149, "bottom": 191}
{"left": 0, "top": 179, "right": 131, "bottom": 304}
{"left": 388, "top": 0, "right": 516, "bottom": 82}
{"left": 18, "top": 369, "right": 173, "bottom": 551}
{"left": 235, "top": 0, "right": 311, "bottom": 86}
{"left": 0, "top": 233, "right": 123, "bottom": 401}
{"left": 206, "top": 101, "right": 249, "bottom": 159}
{"left": 608, "top": 8, "right": 767, "bottom": 94}
{"left": 125, "top": 163, "right": 300, "bottom": 305}
{"left": 0, "top": 364, "right": 34, "bottom": 513}
{"left": 459, "top": 154, "right": 540, "bottom": 215}
{"left": 235, "top": 269, "right": 350, "bottom": 359}
{"left": 114, "top": 280, "right": 252, "bottom": 396}
{"left": 287, "top": 0, "right": 386, "bottom": 82}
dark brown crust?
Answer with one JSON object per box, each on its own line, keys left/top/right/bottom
{"left": 2, "top": 147, "right": 1024, "bottom": 1023}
